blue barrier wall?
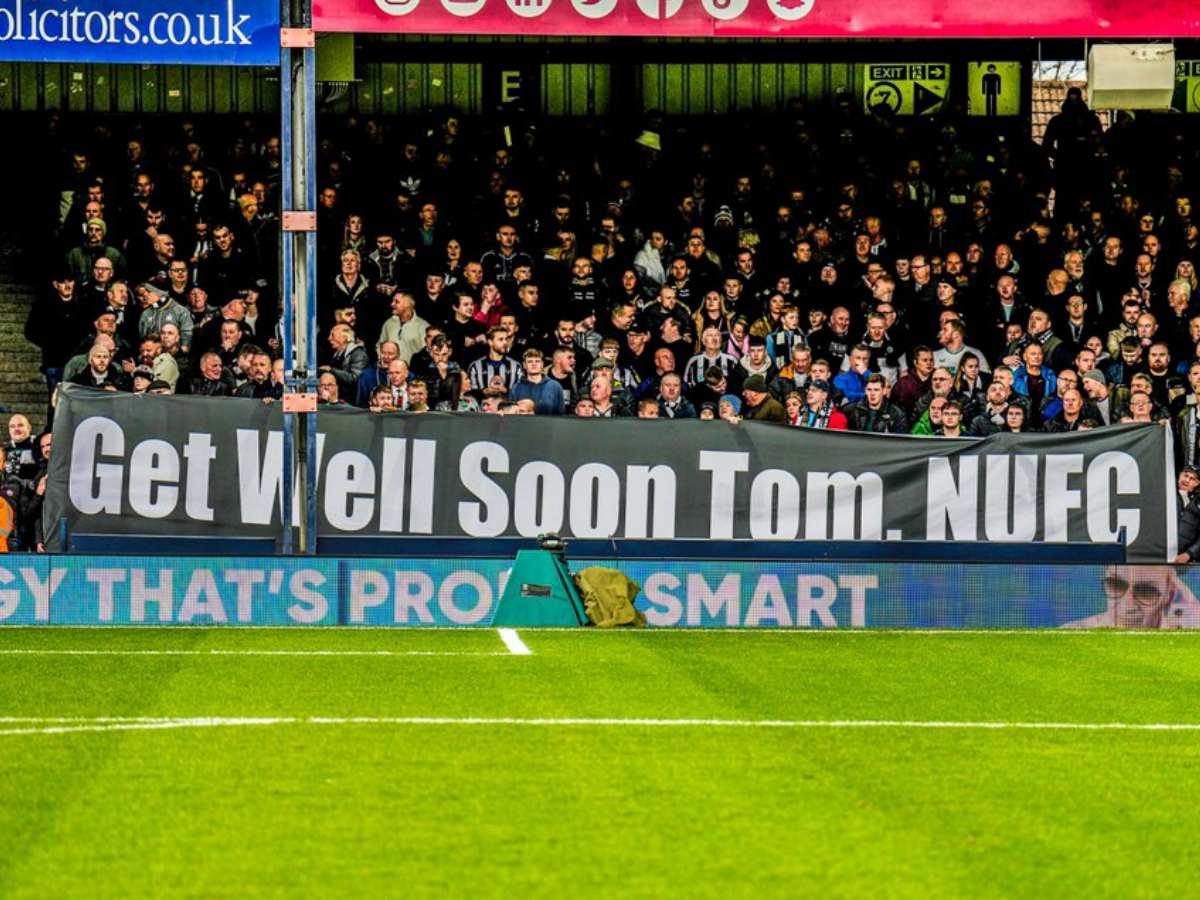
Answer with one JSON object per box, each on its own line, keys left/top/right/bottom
{"left": 65, "top": 534, "right": 1128, "bottom": 564}
{"left": 0, "top": 556, "right": 1192, "bottom": 629}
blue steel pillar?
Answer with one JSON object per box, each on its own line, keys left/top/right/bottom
{"left": 279, "top": 2, "right": 319, "bottom": 554}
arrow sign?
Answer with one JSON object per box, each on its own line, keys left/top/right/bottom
{"left": 913, "top": 81, "right": 944, "bottom": 115}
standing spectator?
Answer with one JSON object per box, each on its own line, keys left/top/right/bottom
{"left": 683, "top": 327, "right": 739, "bottom": 387}
{"left": 770, "top": 344, "right": 813, "bottom": 401}
{"left": 891, "top": 346, "right": 935, "bottom": 415}
{"left": 795, "top": 379, "right": 847, "bottom": 430}
{"left": 509, "top": 349, "right": 564, "bottom": 416}
{"left": 4, "top": 415, "right": 37, "bottom": 486}
{"left": 468, "top": 326, "right": 524, "bottom": 393}
{"left": 657, "top": 373, "right": 696, "bottom": 419}
{"left": 937, "top": 401, "right": 967, "bottom": 437}
{"left": 82, "top": 257, "right": 116, "bottom": 315}
{"left": 935, "top": 320, "right": 990, "bottom": 375}
{"left": 480, "top": 225, "right": 533, "bottom": 287}
{"left": 322, "top": 324, "right": 369, "bottom": 400}
{"left": 356, "top": 341, "right": 401, "bottom": 408}
{"left": 138, "top": 282, "right": 193, "bottom": 352}
{"left": 377, "top": 292, "right": 429, "bottom": 364}
{"left": 1012, "top": 342, "right": 1057, "bottom": 426}
{"left": 65, "top": 218, "right": 126, "bottom": 283}
{"left": 833, "top": 344, "right": 874, "bottom": 404}
{"left": 968, "top": 381, "right": 1013, "bottom": 436}
{"left": 845, "top": 375, "right": 909, "bottom": 433}
{"left": 236, "top": 349, "right": 280, "bottom": 400}
{"left": 69, "top": 343, "right": 129, "bottom": 391}
{"left": 184, "top": 352, "right": 236, "bottom": 396}
{"left": 741, "top": 374, "right": 786, "bottom": 423}
{"left": 26, "top": 270, "right": 86, "bottom": 404}
{"left": 443, "top": 293, "right": 487, "bottom": 361}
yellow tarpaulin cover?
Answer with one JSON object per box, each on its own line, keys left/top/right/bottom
{"left": 573, "top": 567, "right": 646, "bottom": 628}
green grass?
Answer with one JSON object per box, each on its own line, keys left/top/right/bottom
{"left": 3, "top": 629, "right": 1200, "bottom": 898}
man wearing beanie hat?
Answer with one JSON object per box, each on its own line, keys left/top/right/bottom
{"left": 66, "top": 217, "right": 126, "bottom": 285}
{"left": 1082, "top": 368, "right": 1113, "bottom": 426}
{"left": 742, "top": 373, "right": 786, "bottom": 423}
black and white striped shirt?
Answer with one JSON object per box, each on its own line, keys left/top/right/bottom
{"left": 467, "top": 355, "right": 525, "bottom": 392}
{"left": 683, "top": 351, "right": 739, "bottom": 387}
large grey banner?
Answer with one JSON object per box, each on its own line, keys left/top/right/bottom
{"left": 45, "top": 387, "right": 1176, "bottom": 560}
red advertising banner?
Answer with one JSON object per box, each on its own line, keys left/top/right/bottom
{"left": 313, "top": 0, "right": 1199, "bottom": 38}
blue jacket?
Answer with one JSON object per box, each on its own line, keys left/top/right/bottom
{"left": 356, "top": 366, "right": 387, "bottom": 408}
{"left": 658, "top": 397, "right": 698, "bottom": 419}
{"left": 1011, "top": 366, "right": 1057, "bottom": 399}
{"left": 832, "top": 369, "right": 871, "bottom": 404}
{"left": 510, "top": 378, "right": 565, "bottom": 415}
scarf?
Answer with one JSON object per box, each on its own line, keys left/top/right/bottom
{"left": 1187, "top": 401, "right": 1199, "bottom": 468}
{"left": 800, "top": 400, "right": 834, "bottom": 429}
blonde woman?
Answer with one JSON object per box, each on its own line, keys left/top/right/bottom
{"left": 692, "top": 291, "right": 730, "bottom": 350}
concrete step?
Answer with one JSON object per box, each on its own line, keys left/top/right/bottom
{"left": 0, "top": 231, "right": 50, "bottom": 431}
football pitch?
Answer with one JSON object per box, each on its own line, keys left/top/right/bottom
{"left": 2, "top": 628, "right": 1200, "bottom": 898}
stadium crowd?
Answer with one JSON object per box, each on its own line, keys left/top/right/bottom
{"left": 13, "top": 90, "right": 1200, "bottom": 549}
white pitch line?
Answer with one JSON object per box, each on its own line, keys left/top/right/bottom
{"left": 4, "top": 715, "right": 1200, "bottom": 738}
{"left": 0, "top": 649, "right": 511, "bottom": 658}
{"left": 497, "top": 628, "right": 532, "bottom": 655}
{"left": 0, "top": 716, "right": 178, "bottom": 723}
{"left": 0, "top": 717, "right": 292, "bottom": 737}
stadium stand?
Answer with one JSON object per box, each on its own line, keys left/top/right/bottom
{"left": 11, "top": 88, "right": 1200, "bottom": 547}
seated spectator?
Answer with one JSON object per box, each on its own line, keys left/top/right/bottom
{"left": 912, "top": 395, "right": 948, "bottom": 435}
